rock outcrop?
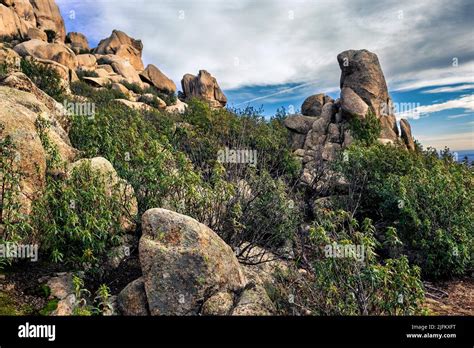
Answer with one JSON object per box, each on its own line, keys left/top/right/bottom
{"left": 0, "top": 75, "right": 76, "bottom": 214}
{"left": 301, "top": 93, "right": 332, "bottom": 116}
{"left": 0, "top": 0, "right": 65, "bottom": 42}
{"left": 400, "top": 118, "right": 416, "bottom": 151}
{"left": 29, "top": 0, "right": 66, "bottom": 42}
{"left": 14, "top": 39, "right": 78, "bottom": 70}
{"left": 139, "top": 64, "right": 176, "bottom": 94}
{"left": 180, "top": 70, "right": 227, "bottom": 108}
{"left": 337, "top": 49, "right": 390, "bottom": 118}
{"left": 284, "top": 49, "right": 415, "bottom": 190}
{"left": 66, "top": 32, "right": 90, "bottom": 54}
{"left": 138, "top": 208, "right": 246, "bottom": 315}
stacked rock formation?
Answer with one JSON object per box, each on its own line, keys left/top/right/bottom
{"left": 285, "top": 49, "right": 415, "bottom": 188}
{"left": 0, "top": 0, "right": 66, "bottom": 42}
{"left": 180, "top": 70, "right": 227, "bottom": 108}
{"left": 0, "top": 1, "right": 228, "bottom": 113}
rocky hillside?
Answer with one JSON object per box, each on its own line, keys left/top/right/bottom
{"left": 0, "top": 0, "right": 472, "bottom": 317}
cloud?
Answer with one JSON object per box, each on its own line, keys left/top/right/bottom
{"left": 447, "top": 113, "right": 472, "bottom": 119}
{"left": 392, "top": 62, "right": 474, "bottom": 91}
{"left": 423, "top": 84, "right": 474, "bottom": 94}
{"left": 57, "top": 0, "right": 474, "bottom": 93}
{"left": 397, "top": 94, "right": 474, "bottom": 119}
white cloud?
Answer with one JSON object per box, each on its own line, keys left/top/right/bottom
{"left": 447, "top": 113, "right": 472, "bottom": 119}
{"left": 423, "top": 84, "right": 474, "bottom": 94}
{"left": 397, "top": 94, "right": 474, "bottom": 119}
{"left": 57, "top": 0, "right": 474, "bottom": 92}
{"left": 392, "top": 63, "right": 474, "bottom": 91}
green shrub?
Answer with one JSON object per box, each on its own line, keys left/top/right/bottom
{"left": 222, "top": 169, "right": 301, "bottom": 260}
{"left": 273, "top": 210, "right": 425, "bottom": 315}
{"left": 0, "top": 124, "right": 32, "bottom": 250}
{"left": 0, "top": 63, "right": 8, "bottom": 78}
{"left": 348, "top": 109, "right": 381, "bottom": 146}
{"left": 20, "top": 58, "right": 65, "bottom": 101}
{"left": 70, "top": 80, "right": 127, "bottom": 105}
{"left": 76, "top": 69, "right": 99, "bottom": 80}
{"left": 33, "top": 160, "right": 125, "bottom": 266}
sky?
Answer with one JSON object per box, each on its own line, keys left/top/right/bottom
{"left": 56, "top": 0, "right": 474, "bottom": 151}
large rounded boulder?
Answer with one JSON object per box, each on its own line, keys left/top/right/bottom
{"left": 139, "top": 208, "right": 247, "bottom": 315}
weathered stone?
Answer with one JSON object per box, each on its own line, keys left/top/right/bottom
{"left": 66, "top": 32, "right": 89, "bottom": 54}
{"left": 284, "top": 115, "right": 317, "bottom": 134}
{"left": 76, "top": 54, "right": 96, "bottom": 69}
{"left": 201, "top": 291, "right": 234, "bottom": 315}
{"left": 114, "top": 99, "right": 154, "bottom": 112}
{"left": 46, "top": 273, "right": 74, "bottom": 300}
{"left": 29, "top": 0, "right": 66, "bottom": 42}
{"left": 139, "top": 208, "right": 247, "bottom": 315}
{"left": 52, "top": 294, "right": 76, "bottom": 316}
{"left": 27, "top": 27, "right": 47, "bottom": 41}
{"left": 165, "top": 99, "right": 187, "bottom": 114}
{"left": 82, "top": 76, "right": 110, "bottom": 88}
{"left": 231, "top": 284, "right": 274, "bottom": 315}
{"left": 139, "top": 64, "right": 176, "bottom": 94}
{"left": 0, "top": 83, "right": 76, "bottom": 213}
{"left": 322, "top": 143, "right": 341, "bottom": 161}
{"left": 327, "top": 123, "right": 341, "bottom": 143}
{"left": 340, "top": 87, "right": 369, "bottom": 119}
{"left": 400, "top": 119, "right": 415, "bottom": 151}
{"left": 289, "top": 132, "right": 307, "bottom": 150}
{"left": 337, "top": 49, "right": 390, "bottom": 118}
{"left": 379, "top": 114, "right": 399, "bottom": 143}
{"left": 14, "top": 39, "right": 78, "bottom": 70}
{"left": 94, "top": 30, "right": 144, "bottom": 71}
{"left": 118, "top": 278, "right": 149, "bottom": 316}
{"left": 181, "top": 70, "right": 227, "bottom": 108}
{"left": 0, "top": 72, "right": 71, "bottom": 132}
{"left": 301, "top": 93, "right": 325, "bottom": 116}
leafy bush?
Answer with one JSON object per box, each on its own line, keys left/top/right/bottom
{"left": 70, "top": 80, "right": 127, "bottom": 105}
{"left": 348, "top": 110, "right": 381, "bottom": 146}
{"left": 20, "top": 58, "right": 65, "bottom": 101}
{"left": 33, "top": 160, "right": 126, "bottom": 266}
{"left": 33, "top": 117, "right": 127, "bottom": 266}
{"left": 336, "top": 143, "right": 473, "bottom": 278}
{"left": 76, "top": 69, "right": 99, "bottom": 80}
{"left": 222, "top": 169, "right": 301, "bottom": 260}
{"left": 0, "top": 63, "right": 8, "bottom": 78}
{"left": 0, "top": 124, "right": 33, "bottom": 270}
{"left": 173, "top": 99, "right": 300, "bottom": 180}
